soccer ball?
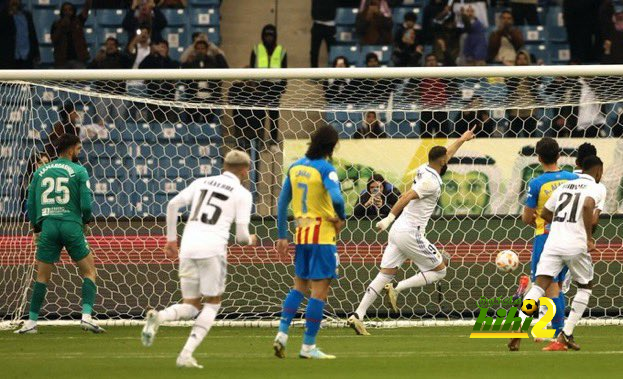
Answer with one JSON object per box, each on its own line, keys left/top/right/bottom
{"left": 521, "top": 299, "right": 538, "bottom": 316}
{"left": 495, "top": 250, "right": 519, "bottom": 273}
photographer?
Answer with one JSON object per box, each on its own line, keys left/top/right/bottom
{"left": 487, "top": 10, "right": 524, "bottom": 65}
{"left": 353, "top": 174, "right": 401, "bottom": 219}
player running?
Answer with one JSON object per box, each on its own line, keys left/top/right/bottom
{"left": 347, "top": 127, "right": 477, "bottom": 336}
{"left": 141, "top": 150, "right": 257, "bottom": 369}
{"left": 522, "top": 155, "right": 605, "bottom": 351}
{"left": 16, "top": 134, "right": 103, "bottom": 334}
{"left": 509, "top": 138, "right": 577, "bottom": 351}
{"left": 273, "top": 125, "right": 346, "bottom": 360}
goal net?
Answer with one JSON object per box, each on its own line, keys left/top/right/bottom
{"left": 1, "top": 66, "right": 622, "bottom": 328}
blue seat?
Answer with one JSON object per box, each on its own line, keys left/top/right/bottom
{"left": 122, "top": 123, "right": 156, "bottom": 143}
{"left": 91, "top": 178, "right": 123, "bottom": 196}
{"left": 82, "top": 141, "right": 128, "bottom": 158}
{"left": 335, "top": 8, "right": 358, "bottom": 26}
{"left": 191, "top": 7, "right": 220, "bottom": 26}
{"left": 134, "top": 178, "right": 188, "bottom": 195}
{"left": 189, "top": 0, "right": 221, "bottom": 5}
{"left": 329, "top": 121, "right": 357, "bottom": 139}
{"left": 96, "top": 27, "right": 127, "bottom": 47}
{"left": 325, "top": 111, "right": 364, "bottom": 123}
{"left": 0, "top": 84, "right": 31, "bottom": 106}
{"left": 95, "top": 9, "right": 125, "bottom": 27}
{"left": 206, "top": 27, "right": 221, "bottom": 45}
{"left": 187, "top": 122, "right": 222, "bottom": 142}
{"left": 335, "top": 26, "right": 356, "bottom": 44}
{"left": 33, "top": 9, "right": 59, "bottom": 45}
{"left": 39, "top": 46, "right": 55, "bottom": 66}
{"left": 32, "top": 0, "right": 60, "bottom": 8}
{"left": 549, "top": 43, "right": 571, "bottom": 64}
{"left": 0, "top": 196, "right": 20, "bottom": 218}
{"left": 385, "top": 120, "right": 419, "bottom": 138}
{"left": 328, "top": 44, "right": 359, "bottom": 66}
{"left": 135, "top": 193, "right": 174, "bottom": 217}
{"left": 93, "top": 193, "right": 131, "bottom": 218}
{"left": 186, "top": 157, "right": 219, "bottom": 177}
{"left": 191, "top": 143, "right": 220, "bottom": 158}
{"left": 547, "top": 25, "right": 567, "bottom": 42}
{"left": 392, "top": 7, "right": 422, "bottom": 25}
{"left": 83, "top": 26, "right": 96, "bottom": 44}
{"left": 523, "top": 44, "right": 549, "bottom": 64}
{"left": 545, "top": 6, "right": 563, "bottom": 28}
{"left": 360, "top": 45, "right": 392, "bottom": 65}
{"left": 164, "top": 27, "right": 190, "bottom": 50}
{"left": 161, "top": 8, "right": 188, "bottom": 27}
{"left": 520, "top": 25, "right": 546, "bottom": 44}
{"left": 151, "top": 123, "right": 186, "bottom": 142}
{"left": 85, "top": 157, "right": 125, "bottom": 178}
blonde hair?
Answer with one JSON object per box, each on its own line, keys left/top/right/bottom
{"left": 224, "top": 150, "right": 251, "bottom": 167}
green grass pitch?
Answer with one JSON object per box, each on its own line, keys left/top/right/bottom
{"left": 2, "top": 326, "right": 623, "bottom": 378}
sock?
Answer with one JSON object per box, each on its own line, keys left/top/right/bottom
{"left": 302, "top": 298, "right": 325, "bottom": 346}
{"left": 562, "top": 288, "right": 591, "bottom": 336}
{"left": 81, "top": 278, "right": 96, "bottom": 316}
{"left": 395, "top": 268, "right": 447, "bottom": 293}
{"left": 181, "top": 303, "right": 220, "bottom": 356}
{"left": 278, "top": 289, "right": 305, "bottom": 334}
{"left": 158, "top": 303, "right": 200, "bottom": 322}
{"left": 524, "top": 284, "right": 545, "bottom": 303}
{"left": 552, "top": 292, "right": 566, "bottom": 336}
{"left": 355, "top": 273, "right": 394, "bottom": 319}
{"left": 29, "top": 281, "right": 47, "bottom": 321}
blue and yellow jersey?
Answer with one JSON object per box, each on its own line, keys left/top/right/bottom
{"left": 277, "top": 157, "right": 346, "bottom": 245}
{"left": 525, "top": 170, "right": 578, "bottom": 236}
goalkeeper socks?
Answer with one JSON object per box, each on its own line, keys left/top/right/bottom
{"left": 278, "top": 289, "right": 305, "bottom": 334}
{"left": 551, "top": 292, "right": 566, "bottom": 336}
{"left": 158, "top": 303, "right": 200, "bottom": 322}
{"left": 563, "top": 288, "right": 591, "bottom": 336}
{"left": 303, "top": 298, "right": 325, "bottom": 346}
{"left": 355, "top": 272, "right": 394, "bottom": 319}
{"left": 29, "top": 281, "right": 48, "bottom": 321}
{"left": 181, "top": 303, "right": 220, "bottom": 356}
{"left": 81, "top": 278, "right": 97, "bottom": 316}
{"left": 395, "top": 268, "right": 447, "bottom": 293}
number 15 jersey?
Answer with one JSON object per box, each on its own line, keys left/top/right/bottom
{"left": 543, "top": 175, "right": 606, "bottom": 256}
{"left": 166, "top": 171, "right": 253, "bottom": 259}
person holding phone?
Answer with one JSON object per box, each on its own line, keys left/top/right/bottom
{"left": 353, "top": 174, "right": 401, "bottom": 219}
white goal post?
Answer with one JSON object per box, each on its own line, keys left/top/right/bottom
{"left": 0, "top": 65, "right": 622, "bottom": 329}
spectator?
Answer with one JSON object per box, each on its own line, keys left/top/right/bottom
{"left": 563, "top": 0, "right": 601, "bottom": 63}
{"left": 353, "top": 174, "right": 400, "bottom": 219}
{"left": 600, "top": 1, "right": 623, "bottom": 64}
{"left": 51, "top": 1, "right": 92, "bottom": 69}
{"left": 392, "top": 11, "right": 423, "bottom": 67}
{"left": 182, "top": 39, "right": 228, "bottom": 123}
{"left": 46, "top": 102, "right": 81, "bottom": 159}
{"left": 180, "top": 32, "right": 224, "bottom": 65}
{"left": 127, "top": 26, "right": 152, "bottom": 67}
{"left": 506, "top": 51, "right": 539, "bottom": 137}
{"left": 351, "top": 52, "right": 394, "bottom": 107}
{"left": 139, "top": 39, "right": 179, "bottom": 122}
{"left": 324, "top": 56, "right": 357, "bottom": 104}
{"left": 510, "top": 0, "right": 539, "bottom": 26}
{"left": 488, "top": 10, "right": 524, "bottom": 65}
{"left": 123, "top": 0, "right": 167, "bottom": 43}
{"left": 250, "top": 24, "right": 287, "bottom": 150}
{"left": 88, "top": 37, "right": 130, "bottom": 123}
{"left": 543, "top": 69, "right": 582, "bottom": 138}
{"left": 354, "top": 111, "right": 387, "bottom": 139}
{"left": 422, "top": 0, "right": 452, "bottom": 44}
{"left": 460, "top": 5, "right": 487, "bottom": 66}
{"left": 0, "top": 0, "right": 40, "bottom": 69}
{"left": 310, "top": 0, "right": 336, "bottom": 67}
{"left": 228, "top": 80, "right": 266, "bottom": 153}
{"left": 156, "top": 0, "right": 187, "bottom": 8}
{"left": 454, "top": 96, "right": 497, "bottom": 137}
{"left": 355, "top": 0, "right": 393, "bottom": 45}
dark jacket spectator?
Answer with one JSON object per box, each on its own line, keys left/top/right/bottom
{"left": 354, "top": 111, "right": 387, "bottom": 139}
{"left": 454, "top": 97, "right": 496, "bottom": 137}
{"left": 353, "top": 174, "right": 400, "bottom": 219}
{"left": 88, "top": 37, "right": 131, "bottom": 93}
{"left": 461, "top": 6, "right": 487, "bottom": 65}
{"left": 488, "top": 10, "right": 524, "bottom": 65}
{"left": 563, "top": 0, "right": 601, "bottom": 63}
{"left": 46, "top": 102, "right": 81, "bottom": 159}
{"left": 422, "top": 0, "right": 451, "bottom": 44}
{"left": 324, "top": 56, "right": 358, "bottom": 104}
{"left": 156, "top": 0, "right": 187, "bottom": 8}
{"left": 51, "top": 1, "right": 92, "bottom": 68}
{"left": 139, "top": 39, "right": 179, "bottom": 122}
{"left": 392, "top": 11, "right": 423, "bottom": 67}
{"left": 423, "top": 1, "right": 460, "bottom": 66}
{"left": 310, "top": 0, "right": 336, "bottom": 67}
{"left": 350, "top": 52, "right": 394, "bottom": 107}
{"left": 510, "top": 0, "right": 539, "bottom": 26}
{"left": 356, "top": 0, "right": 393, "bottom": 45}
{"left": 228, "top": 80, "right": 267, "bottom": 152}
{"left": 600, "top": 1, "right": 623, "bottom": 64}
{"left": 122, "top": 0, "right": 168, "bottom": 43}
{"left": 506, "top": 51, "right": 540, "bottom": 137}
{"left": 0, "top": 0, "right": 40, "bottom": 69}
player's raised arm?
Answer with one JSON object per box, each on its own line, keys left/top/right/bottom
{"left": 445, "top": 125, "right": 477, "bottom": 161}
{"left": 276, "top": 173, "right": 293, "bottom": 255}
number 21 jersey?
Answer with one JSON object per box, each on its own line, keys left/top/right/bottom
{"left": 167, "top": 172, "right": 252, "bottom": 259}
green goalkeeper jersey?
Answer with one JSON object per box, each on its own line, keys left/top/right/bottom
{"left": 27, "top": 157, "right": 93, "bottom": 232}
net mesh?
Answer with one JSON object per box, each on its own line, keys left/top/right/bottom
{"left": 1, "top": 71, "right": 622, "bottom": 327}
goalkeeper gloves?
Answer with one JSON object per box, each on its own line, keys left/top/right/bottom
{"left": 376, "top": 213, "right": 396, "bottom": 231}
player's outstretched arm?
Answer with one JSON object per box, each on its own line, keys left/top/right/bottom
{"left": 276, "top": 176, "right": 293, "bottom": 255}
{"left": 376, "top": 190, "right": 419, "bottom": 231}
{"left": 445, "top": 125, "right": 478, "bottom": 161}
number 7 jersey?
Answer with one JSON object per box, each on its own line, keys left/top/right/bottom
{"left": 167, "top": 172, "right": 253, "bottom": 259}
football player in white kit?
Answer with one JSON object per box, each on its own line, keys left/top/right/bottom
{"left": 140, "top": 150, "right": 257, "bottom": 368}
{"left": 522, "top": 155, "right": 605, "bottom": 351}
{"left": 348, "top": 127, "right": 477, "bottom": 335}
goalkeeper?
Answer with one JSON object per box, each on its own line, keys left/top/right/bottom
{"left": 15, "top": 134, "right": 104, "bottom": 334}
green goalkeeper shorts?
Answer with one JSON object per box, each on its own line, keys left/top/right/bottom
{"left": 36, "top": 219, "right": 91, "bottom": 264}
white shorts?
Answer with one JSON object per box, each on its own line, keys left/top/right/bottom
{"left": 179, "top": 256, "right": 227, "bottom": 298}
{"left": 535, "top": 250, "right": 594, "bottom": 285}
{"left": 380, "top": 228, "right": 443, "bottom": 272}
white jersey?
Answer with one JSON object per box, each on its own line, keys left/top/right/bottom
{"left": 166, "top": 172, "right": 253, "bottom": 259}
{"left": 573, "top": 170, "right": 607, "bottom": 211}
{"left": 391, "top": 164, "right": 442, "bottom": 232}
{"left": 543, "top": 176, "right": 606, "bottom": 256}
